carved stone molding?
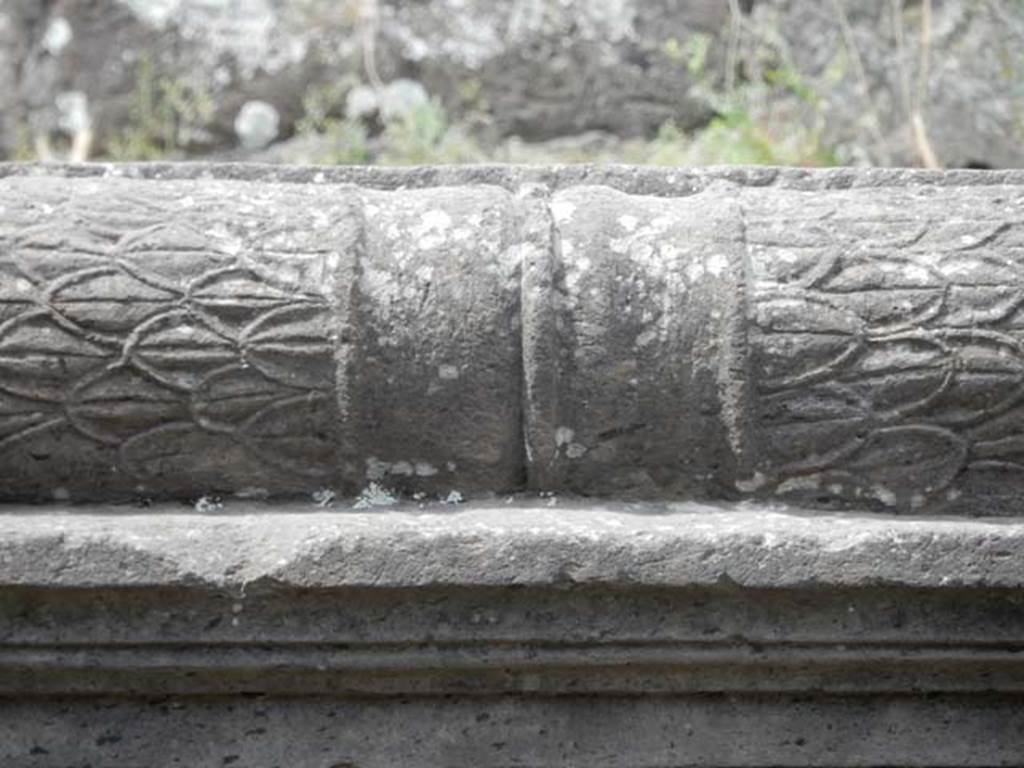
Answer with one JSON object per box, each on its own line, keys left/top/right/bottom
{"left": 3, "top": 165, "right": 1024, "bottom": 513}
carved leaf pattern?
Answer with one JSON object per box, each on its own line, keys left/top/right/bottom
{"left": 750, "top": 203, "right": 1024, "bottom": 509}
{"left": 0, "top": 185, "right": 339, "bottom": 495}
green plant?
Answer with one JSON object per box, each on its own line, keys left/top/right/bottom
{"left": 294, "top": 79, "right": 373, "bottom": 165}
{"left": 312, "top": 119, "right": 373, "bottom": 165}
{"left": 378, "top": 99, "right": 483, "bottom": 165}
{"left": 106, "top": 55, "right": 214, "bottom": 160}
{"left": 11, "top": 124, "right": 37, "bottom": 161}
{"left": 296, "top": 80, "right": 356, "bottom": 135}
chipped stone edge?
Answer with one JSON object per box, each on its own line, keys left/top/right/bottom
{"left": 1, "top": 501, "right": 1023, "bottom": 590}
{"left": 3, "top": 162, "right": 1024, "bottom": 197}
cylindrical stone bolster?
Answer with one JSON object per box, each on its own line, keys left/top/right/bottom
{"left": 1, "top": 169, "right": 1022, "bottom": 514}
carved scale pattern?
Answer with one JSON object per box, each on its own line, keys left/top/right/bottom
{"left": 749, "top": 196, "right": 1024, "bottom": 509}
{"left": 0, "top": 183, "right": 339, "bottom": 496}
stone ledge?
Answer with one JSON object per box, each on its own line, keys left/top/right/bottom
{"left": 5, "top": 161, "right": 1024, "bottom": 194}
{"left": 4, "top": 508, "right": 1024, "bottom": 764}
{"left": 3, "top": 502, "right": 1024, "bottom": 699}
{"left": 2, "top": 500, "right": 1023, "bottom": 589}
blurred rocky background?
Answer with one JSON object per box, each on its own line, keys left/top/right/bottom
{"left": 1, "top": 0, "right": 1021, "bottom": 167}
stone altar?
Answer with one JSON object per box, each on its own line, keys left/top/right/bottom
{"left": 1, "top": 163, "right": 1023, "bottom": 766}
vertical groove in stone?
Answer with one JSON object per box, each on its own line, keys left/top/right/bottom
{"left": 518, "top": 183, "right": 561, "bottom": 490}
{"left": 715, "top": 189, "right": 758, "bottom": 490}
{"left": 330, "top": 186, "right": 365, "bottom": 495}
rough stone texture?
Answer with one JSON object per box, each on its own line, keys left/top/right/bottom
{"left": 355, "top": 186, "right": 525, "bottom": 493}
{"left": 3, "top": 501, "right": 1024, "bottom": 589}
{"left": 0, "top": 174, "right": 356, "bottom": 498}
{"left": 2, "top": 1, "right": 1022, "bottom": 167}
{"left": 4, "top": 695, "right": 1022, "bottom": 767}
{"left": 1, "top": 502, "right": 1024, "bottom": 765}
{"left": 2, "top": 166, "right": 1024, "bottom": 766}
{"left": 4, "top": 164, "right": 1024, "bottom": 514}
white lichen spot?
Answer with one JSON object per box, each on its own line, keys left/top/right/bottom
{"left": 443, "top": 490, "right": 465, "bottom": 504}
{"left": 445, "top": 461, "right": 457, "bottom": 472}
{"left": 685, "top": 261, "right": 705, "bottom": 283}
{"left": 609, "top": 237, "right": 630, "bottom": 255}
{"left": 635, "top": 328, "right": 658, "bottom": 348}
{"left": 14, "top": 278, "right": 33, "bottom": 294}
{"left": 633, "top": 243, "right": 655, "bottom": 264}
{"left": 353, "top": 482, "right": 398, "bottom": 509}
{"left": 421, "top": 209, "right": 452, "bottom": 231}
{"left": 312, "top": 488, "right": 336, "bottom": 507}
{"left": 659, "top": 243, "right": 681, "bottom": 263}
{"left": 550, "top": 199, "right": 575, "bottom": 224}
{"left": 438, "top": 364, "right": 460, "bottom": 380}
{"left": 706, "top": 253, "right": 730, "bottom": 278}
{"left": 365, "top": 456, "right": 389, "bottom": 481}
{"left": 42, "top": 17, "right": 73, "bottom": 55}
{"left": 903, "top": 264, "right": 932, "bottom": 283}
{"left": 872, "top": 486, "right": 898, "bottom": 507}
{"left": 735, "top": 472, "right": 766, "bottom": 493}
{"left": 555, "top": 426, "right": 575, "bottom": 447}
{"left": 415, "top": 209, "right": 454, "bottom": 250}
{"left": 415, "top": 462, "right": 438, "bottom": 477}
{"left": 618, "top": 214, "right": 639, "bottom": 232}
{"left": 566, "top": 443, "right": 587, "bottom": 459}
{"left": 390, "top": 461, "right": 415, "bottom": 476}
{"left": 775, "top": 475, "right": 822, "bottom": 495}
{"left": 194, "top": 495, "right": 223, "bottom": 513}
{"left": 565, "top": 255, "right": 591, "bottom": 292}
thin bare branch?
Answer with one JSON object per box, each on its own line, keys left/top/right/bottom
{"left": 828, "top": 0, "right": 892, "bottom": 164}
{"left": 725, "top": 0, "right": 743, "bottom": 94}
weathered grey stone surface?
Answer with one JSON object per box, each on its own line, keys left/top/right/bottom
{"left": 3, "top": 166, "right": 1024, "bottom": 767}
{"left": 4, "top": 695, "right": 1022, "bottom": 767}
{"left": 1, "top": 501, "right": 1024, "bottom": 765}
{"left": 3, "top": 164, "right": 1024, "bottom": 514}
{"left": 2, "top": 500, "right": 1024, "bottom": 589}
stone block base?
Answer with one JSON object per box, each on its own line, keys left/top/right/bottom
{"left": 1, "top": 500, "right": 1022, "bottom": 766}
